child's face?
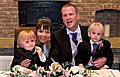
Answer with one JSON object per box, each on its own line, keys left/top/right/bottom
{"left": 37, "top": 26, "right": 51, "bottom": 44}
{"left": 88, "top": 28, "right": 103, "bottom": 42}
{"left": 20, "top": 38, "right": 35, "bottom": 51}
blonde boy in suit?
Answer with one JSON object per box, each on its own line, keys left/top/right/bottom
{"left": 75, "top": 22, "right": 114, "bottom": 69}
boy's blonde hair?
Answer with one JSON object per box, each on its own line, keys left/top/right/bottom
{"left": 88, "top": 22, "right": 104, "bottom": 35}
{"left": 17, "top": 30, "right": 36, "bottom": 47}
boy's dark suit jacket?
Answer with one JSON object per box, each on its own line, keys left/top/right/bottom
{"left": 75, "top": 39, "right": 114, "bottom": 69}
{"left": 49, "top": 26, "right": 88, "bottom": 65}
{"left": 11, "top": 48, "right": 45, "bottom": 70}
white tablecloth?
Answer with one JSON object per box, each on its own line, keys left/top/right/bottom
{"left": 91, "top": 69, "right": 120, "bottom": 77}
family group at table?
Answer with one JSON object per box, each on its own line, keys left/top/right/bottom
{"left": 11, "top": 3, "right": 114, "bottom": 71}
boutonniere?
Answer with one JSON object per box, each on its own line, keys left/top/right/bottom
{"left": 98, "top": 40, "right": 104, "bottom": 49}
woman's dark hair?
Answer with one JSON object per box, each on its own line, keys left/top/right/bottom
{"left": 36, "top": 18, "right": 53, "bottom": 34}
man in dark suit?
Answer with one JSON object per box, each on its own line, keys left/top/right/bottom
{"left": 75, "top": 22, "right": 114, "bottom": 69}
{"left": 49, "top": 3, "right": 88, "bottom": 65}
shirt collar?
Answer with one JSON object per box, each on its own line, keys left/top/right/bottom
{"left": 66, "top": 25, "right": 81, "bottom": 34}
{"left": 90, "top": 39, "right": 99, "bottom": 45}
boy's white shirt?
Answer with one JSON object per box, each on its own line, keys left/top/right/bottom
{"left": 35, "top": 46, "right": 46, "bottom": 62}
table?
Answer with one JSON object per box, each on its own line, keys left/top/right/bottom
{"left": 90, "top": 69, "right": 120, "bottom": 77}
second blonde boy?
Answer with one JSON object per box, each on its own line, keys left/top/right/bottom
{"left": 75, "top": 22, "right": 114, "bottom": 70}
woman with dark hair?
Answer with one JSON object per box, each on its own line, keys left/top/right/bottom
{"left": 36, "top": 17, "right": 53, "bottom": 69}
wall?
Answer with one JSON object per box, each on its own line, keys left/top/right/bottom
{"left": 0, "top": 0, "right": 120, "bottom": 46}
{"left": 0, "top": 0, "right": 18, "bottom": 38}
{"left": 70, "top": 0, "right": 120, "bottom": 26}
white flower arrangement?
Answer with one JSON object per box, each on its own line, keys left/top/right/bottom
{"left": 11, "top": 63, "right": 96, "bottom": 77}
{"left": 69, "top": 66, "right": 84, "bottom": 75}
{"left": 12, "top": 65, "right": 32, "bottom": 77}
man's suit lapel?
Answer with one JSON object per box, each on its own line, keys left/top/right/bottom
{"left": 61, "top": 28, "right": 72, "bottom": 55}
{"left": 80, "top": 25, "right": 88, "bottom": 41}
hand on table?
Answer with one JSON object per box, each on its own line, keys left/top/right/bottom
{"left": 92, "top": 57, "right": 107, "bottom": 69}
